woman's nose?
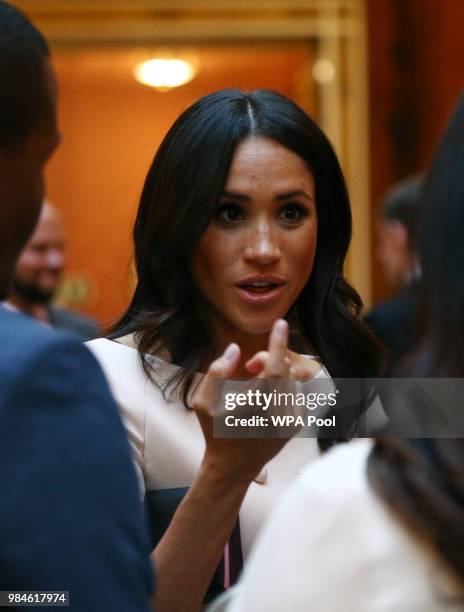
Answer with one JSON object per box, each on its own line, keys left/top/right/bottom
{"left": 243, "top": 222, "right": 281, "bottom": 265}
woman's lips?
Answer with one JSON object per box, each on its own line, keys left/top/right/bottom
{"left": 234, "top": 283, "right": 286, "bottom": 305}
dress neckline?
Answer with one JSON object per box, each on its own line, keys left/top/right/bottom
{"left": 102, "top": 337, "right": 323, "bottom": 378}
{"left": 103, "top": 337, "right": 183, "bottom": 373}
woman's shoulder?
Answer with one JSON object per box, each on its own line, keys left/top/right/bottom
{"left": 87, "top": 336, "right": 128, "bottom": 354}
{"left": 86, "top": 337, "right": 192, "bottom": 413}
{"left": 86, "top": 337, "right": 140, "bottom": 372}
{"left": 282, "top": 439, "right": 372, "bottom": 509}
{"left": 86, "top": 337, "right": 180, "bottom": 408}
{"left": 252, "top": 441, "right": 377, "bottom": 548}
{"left": 272, "top": 439, "right": 442, "bottom": 572}
{"left": 220, "top": 439, "right": 455, "bottom": 612}
{"left": 87, "top": 337, "right": 176, "bottom": 376}
{"left": 296, "top": 438, "right": 373, "bottom": 498}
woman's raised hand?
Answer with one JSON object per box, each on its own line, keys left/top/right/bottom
{"left": 245, "top": 326, "right": 319, "bottom": 381}
{"left": 191, "top": 319, "right": 299, "bottom": 485}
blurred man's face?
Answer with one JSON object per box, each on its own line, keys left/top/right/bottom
{"left": 376, "top": 219, "right": 411, "bottom": 292}
{"left": 12, "top": 204, "right": 66, "bottom": 304}
{"left": 0, "top": 60, "right": 60, "bottom": 298}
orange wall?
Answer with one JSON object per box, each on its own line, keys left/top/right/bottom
{"left": 46, "top": 45, "right": 314, "bottom": 327}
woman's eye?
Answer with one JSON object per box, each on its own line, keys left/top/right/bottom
{"left": 279, "top": 204, "right": 308, "bottom": 222}
{"left": 216, "top": 203, "right": 245, "bottom": 223}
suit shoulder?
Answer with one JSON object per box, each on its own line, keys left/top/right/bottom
{"left": 49, "top": 307, "right": 100, "bottom": 340}
{"left": 0, "top": 310, "right": 98, "bottom": 388}
{"left": 0, "top": 310, "right": 62, "bottom": 357}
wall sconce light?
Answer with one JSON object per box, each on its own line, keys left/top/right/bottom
{"left": 134, "top": 58, "right": 197, "bottom": 91}
{"left": 312, "top": 58, "right": 336, "bottom": 84}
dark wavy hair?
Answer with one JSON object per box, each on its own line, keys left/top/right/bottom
{"left": 0, "top": 1, "right": 50, "bottom": 149}
{"left": 111, "top": 89, "right": 382, "bottom": 404}
{"left": 369, "top": 95, "right": 464, "bottom": 594}
{"left": 408, "top": 94, "right": 464, "bottom": 379}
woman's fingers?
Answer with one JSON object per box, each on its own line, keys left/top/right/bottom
{"left": 263, "top": 319, "right": 290, "bottom": 378}
{"left": 245, "top": 351, "right": 269, "bottom": 374}
{"left": 246, "top": 351, "right": 292, "bottom": 375}
{"left": 289, "top": 361, "right": 318, "bottom": 382}
{"left": 208, "top": 343, "right": 240, "bottom": 378}
{"left": 192, "top": 343, "right": 240, "bottom": 413}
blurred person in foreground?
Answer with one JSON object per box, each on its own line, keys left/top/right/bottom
{"left": 4, "top": 199, "right": 99, "bottom": 339}
{"left": 0, "top": 3, "right": 291, "bottom": 611}
{"left": 209, "top": 97, "right": 464, "bottom": 612}
{"left": 364, "top": 176, "right": 423, "bottom": 373}
{"left": 0, "top": 2, "right": 153, "bottom": 608}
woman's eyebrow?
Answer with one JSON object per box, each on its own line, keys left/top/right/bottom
{"left": 275, "top": 190, "right": 313, "bottom": 201}
{"left": 220, "top": 190, "right": 313, "bottom": 201}
{"left": 220, "top": 191, "right": 250, "bottom": 201}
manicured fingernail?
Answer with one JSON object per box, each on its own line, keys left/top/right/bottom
{"left": 223, "top": 343, "right": 239, "bottom": 362}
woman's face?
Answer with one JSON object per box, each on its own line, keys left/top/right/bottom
{"left": 191, "top": 136, "right": 318, "bottom": 350}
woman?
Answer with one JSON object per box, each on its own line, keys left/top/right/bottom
{"left": 209, "top": 96, "right": 464, "bottom": 611}
{"left": 88, "top": 89, "right": 380, "bottom": 566}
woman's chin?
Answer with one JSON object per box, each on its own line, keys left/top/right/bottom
{"left": 214, "top": 309, "right": 288, "bottom": 343}
{"left": 234, "top": 318, "right": 279, "bottom": 337}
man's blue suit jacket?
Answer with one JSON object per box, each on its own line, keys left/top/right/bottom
{"left": 0, "top": 309, "right": 153, "bottom": 610}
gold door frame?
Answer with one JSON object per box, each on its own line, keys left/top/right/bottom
{"left": 19, "top": 0, "right": 372, "bottom": 304}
